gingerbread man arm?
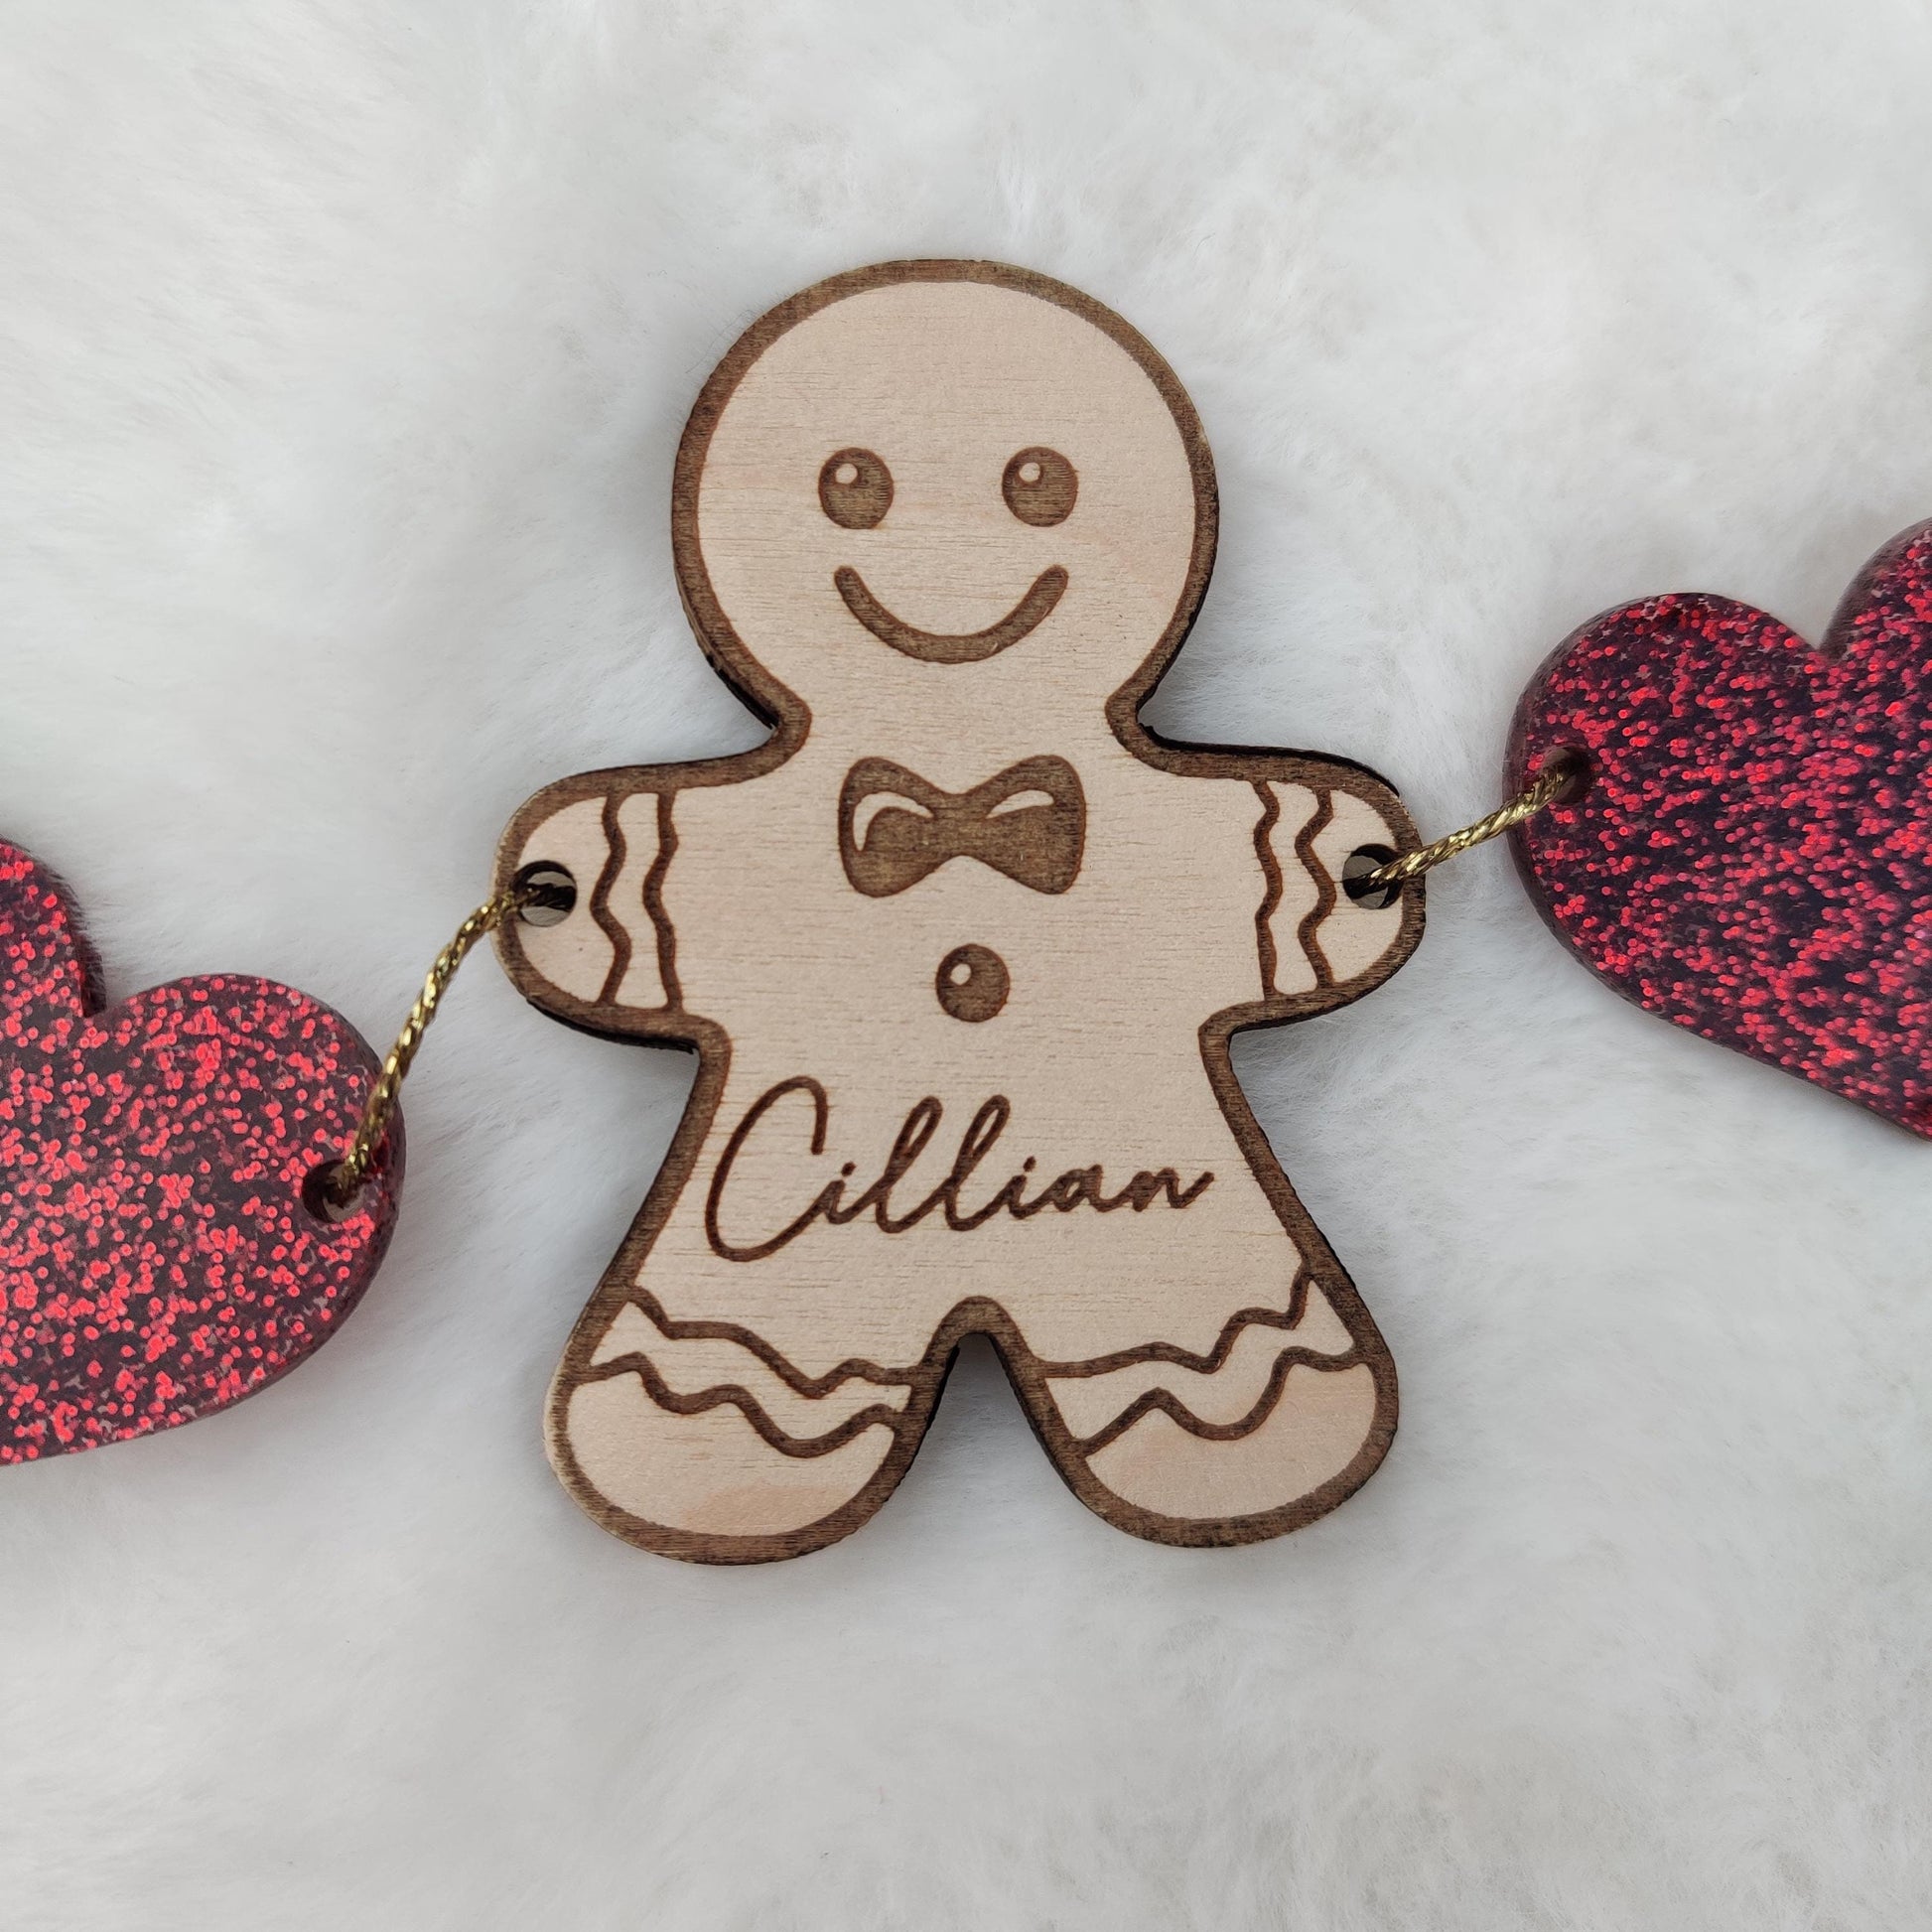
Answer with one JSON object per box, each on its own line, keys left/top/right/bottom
{"left": 1165, "top": 747, "right": 1424, "bottom": 1020}
{"left": 491, "top": 761, "right": 735, "bottom": 1041}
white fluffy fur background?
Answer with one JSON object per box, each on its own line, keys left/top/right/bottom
{"left": 5, "top": 3, "right": 1932, "bottom": 1926}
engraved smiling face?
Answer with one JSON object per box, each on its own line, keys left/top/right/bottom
{"left": 675, "top": 265, "right": 1213, "bottom": 722}
{"left": 823, "top": 443, "right": 1075, "bottom": 663}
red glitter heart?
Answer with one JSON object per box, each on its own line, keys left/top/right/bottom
{"left": 0, "top": 842, "right": 402, "bottom": 1459}
{"left": 1509, "top": 519, "right": 1932, "bottom": 1138}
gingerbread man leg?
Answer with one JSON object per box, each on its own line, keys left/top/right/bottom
{"left": 977, "top": 1037, "right": 1398, "bottom": 1548}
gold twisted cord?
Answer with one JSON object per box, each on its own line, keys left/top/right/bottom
{"left": 1355, "top": 754, "right": 1582, "bottom": 897}
{"left": 325, "top": 888, "right": 525, "bottom": 1205}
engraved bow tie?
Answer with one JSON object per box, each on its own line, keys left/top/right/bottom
{"left": 838, "top": 756, "right": 1086, "bottom": 897}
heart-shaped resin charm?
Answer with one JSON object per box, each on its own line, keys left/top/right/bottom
{"left": 0, "top": 841, "right": 402, "bottom": 1459}
{"left": 1509, "top": 520, "right": 1932, "bottom": 1137}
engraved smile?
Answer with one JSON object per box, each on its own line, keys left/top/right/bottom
{"left": 833, "top": 565, "right": 1068, "bottom": 664}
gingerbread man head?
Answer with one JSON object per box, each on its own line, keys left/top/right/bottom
{"left": 674, "top": 261, "right": 1214, "bottom": 742}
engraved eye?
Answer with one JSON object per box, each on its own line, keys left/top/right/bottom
{"left": 819, "top": 448, "right": 893, "bottom": 529}
{"left": 1002, "top": 447, "right": 1076, "bottom": 527}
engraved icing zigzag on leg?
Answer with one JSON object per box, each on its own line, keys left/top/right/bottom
{"left": 562, "top": 1375, "right": 904, "bottom": 1547}
{"left": 580, "top": 1300, "right": 914, "bottom": 1454}
{"left": 1018, "top": 1267, "right": 1388, "bottom": 1534}
{"left": 1079, "top": 1359, "right": 1383, "bottom": 1527}
{"left": 1037, "top": 1268, "right": 1361, "bottom": 1449}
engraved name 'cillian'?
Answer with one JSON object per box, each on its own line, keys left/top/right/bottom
{"left": 704, "top": 1076, "right": 1215, "bottom": 1263}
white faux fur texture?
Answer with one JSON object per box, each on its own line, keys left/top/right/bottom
{"left": 4, "top": 2, "right": 1931, "bottom": 1926}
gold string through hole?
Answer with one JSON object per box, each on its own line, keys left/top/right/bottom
{"left": 308, "top": 874, "right": 574, "bottom": 1220}
{"left": 1343, "top": 751, "right": 1590, "bottom": 902}
{"left": 303, "top": 1153, "right": 376, "bottom": 1225}
{"left": 1341, "top": 845, "right": 1401, "bottom": 909}
{"left": 1548, "top": 746, "right": 1593, "bottom": 804}
{"left": 513, "top": 863, "right": 578, "bottom": 926}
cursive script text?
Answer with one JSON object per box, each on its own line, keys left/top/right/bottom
{"left": 704, "top": 1077, "right": 1214, "bottom": 1263}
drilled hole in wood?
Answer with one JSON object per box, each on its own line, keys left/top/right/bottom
{"left": 1341, "top": 845, "right": 1400, "bottom": 908}
{"left": 514, "top": 863, "right": 578, "bottom": 926}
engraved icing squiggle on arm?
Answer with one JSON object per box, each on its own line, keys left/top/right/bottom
{"left": 505, "top": 788, "right": 683, "bottom": 1014}
{"left": 645, "top": 793, "right": 680, "bottom": 1008}
{"left": 1307, "top": 788, "right": 1409, "bottom": 989}
{"left": 590, "top": 796, "right": 632, "bottom": 1002}
{"left": 1254, "top": 781, "right": 1328, "bottom": 997}
{"left": 1292, "top": 791, "right": 1337, "bottom": 987}
{"left": 599, "top": 792, "right": 680, "bottom": 1008}
{"left": 1254, "top": 780, "right": 1411, "bottom": 999}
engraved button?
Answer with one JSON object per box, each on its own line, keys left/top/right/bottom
{"left": 935, "top": 944, "right": 1009, "bottom": 1023}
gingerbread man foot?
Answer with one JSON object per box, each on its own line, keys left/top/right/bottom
{"left": 549, "top": 1295, "right": 926, "bottom": 1560}
{"left": 1016, "top": 1279, "right": 1394, "bottom": 1544}
{"left": 498, "top": 260, "right": 1423, "bottom": 1562}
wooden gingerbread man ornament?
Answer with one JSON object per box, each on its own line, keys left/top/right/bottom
{"left": 494, "top": 261, "right": 1425, "bottom": 1562}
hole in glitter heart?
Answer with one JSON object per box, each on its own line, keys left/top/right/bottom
{"left": 302, "top": 1162, "right": 371, "bottom": 1225}
{"left": 513, "top": 862, "right": 578, "bottom": 926}
{"left": 1341, "top": 845, "right": 1400, "bottom": 908}
{"left": 1540, "top": 746, "right": 1593, "bottom": 804}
